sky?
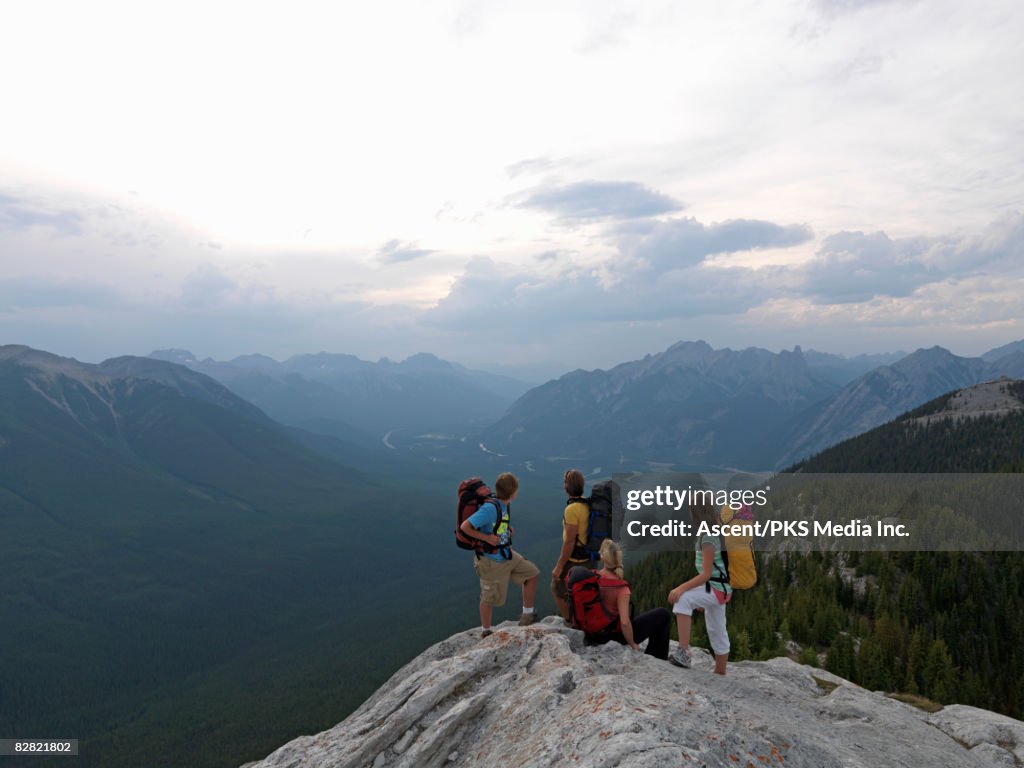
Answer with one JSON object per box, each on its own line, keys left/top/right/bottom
{"left": 2, "top": 0, "right": 1022, "bottom": 378}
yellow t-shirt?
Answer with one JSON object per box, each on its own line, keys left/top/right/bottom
{"left": 563, "top": 500, "right": 590, "bottom": 563}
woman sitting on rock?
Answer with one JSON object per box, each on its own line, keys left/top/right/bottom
{"left": 588, "top": 539, "right": 672, "bottom": 660}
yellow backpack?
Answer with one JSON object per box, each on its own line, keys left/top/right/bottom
{"left": 719, "top": 504, "right": 758, "bottom": 589}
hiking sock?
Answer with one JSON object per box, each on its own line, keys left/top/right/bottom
{"left": 522, "top": 607, "right": 535, "bottom": 614}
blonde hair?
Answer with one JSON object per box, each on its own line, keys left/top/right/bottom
{"left": 494, "top": 472, "right": 519, "bottom": 500}
{"left": 600, "top": 539, "right": 624, "bottom": 578}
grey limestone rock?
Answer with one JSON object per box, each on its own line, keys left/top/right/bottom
{"left": 243, "top": 618, "right": 1022, "bottom": 768}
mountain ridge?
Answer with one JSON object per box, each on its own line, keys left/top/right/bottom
{"left": 148, "top": 348, "right": 533, "bottom": 436}
{"left": 481, "top": 340, "right": 839, "bottom": 470}
{"left": 777, "top": 347, "right": 1024, "bottom": 467}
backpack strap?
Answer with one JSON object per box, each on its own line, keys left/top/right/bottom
{"left": 703, "top": 536, "right": 730, "bottom": 593}
{"left": 473, "top": 499, "right": 512, "bottom": 559}
{"left": 566, "top": 496, "right": 592, "bottom": 561}
{"left": 487, "top": 499, "right": 513, "bottom": 560}
{"left": 499, "top": 500, "right": 512, "bottom": 560}
{"left": 593, "top": 573, "right": 629, "bottom": 635}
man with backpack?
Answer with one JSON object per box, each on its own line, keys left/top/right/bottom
{"left": 551, "top": 469, "right": 598, "bottom": 622}
{"left": 459, "top": 472, "right": 539, "bottom": 636}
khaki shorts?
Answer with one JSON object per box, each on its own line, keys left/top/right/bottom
{"left": 552, "top": 559, "right": 594, "bottom": 602}
{"left": 473, "top": 551, "right": 539, "bottom": 607}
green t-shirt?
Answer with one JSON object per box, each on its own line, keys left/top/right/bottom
{"left": 695, "top": 534, "right": 732, "bottom": 595}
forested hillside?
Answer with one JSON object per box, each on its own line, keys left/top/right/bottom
{"left": 627, "top": 380, "right": 1024, "bottom": 718}
{"left": 788, "top": 379, "right": 1024, "bottom": 473}
{"left": 0, "top": 346, "right": 519, "bottom": 768}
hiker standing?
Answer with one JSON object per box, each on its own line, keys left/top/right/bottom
{"left": 460, "top": 472, "right": 540, "bottom": 636}
{"left": 551, "top": 468, "right": 597, "bottom": 621}
{"left": 667, "top": 498, "right": 731, "bottom": 674}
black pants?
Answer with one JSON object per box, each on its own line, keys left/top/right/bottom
{"left": 599, "top": 607, "right": 672, "bottom": 660}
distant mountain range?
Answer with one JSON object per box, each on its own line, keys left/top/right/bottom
{"left": 480, "top": 340, "right": 838, "bottom": 471}
{"left": 981, "top": 339, "right": 1024, "bottom": 362}
{"left": 138, "top": 340, "right": 1024, "bottom": 473}
{"left": 477, "top": 339, "right": 1024, "bottom": 472}
{"left": 777, "top": 346, "right": 1024, "bottom": 467}
{"left": 801, "top": 348, "right": 908, "bottom": 386}
{"left": 148, "top": 349, "right": 533, "bottom": 439}
{"left": 0, "top": 344, "right": 363, "bottom": 511}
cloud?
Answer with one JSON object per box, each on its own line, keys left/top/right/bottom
{"left": 800, "top": 230, "right": 941, "bottom": 303}
{"left": 813, "top": 0, "right": 917, "bottom": 17}
{"left": 519, "top": 181, "right": 683, "bottom": 222}
{"left": 423, "top": 253, "right": 783, "bottom": 338}
{"left": 833, "top": 50, "right": 885, "bottom": 82}
{"left": 423, "top": 211, "right": 816, "bottom": 336}
{"left": 422, "top": 212, "right": 1024, "bottom": 350}
{"left": 3, "top": 175, "right": 1022, "bottom": 372}
{"left": 505, "top": 157, "right": 556, "bottom": 178}
{"left": 377, "top": 238, "right": 435, "bottom": 264}
{"left": 580, "top": 11, "right": 637, "bottom": 54}
{"left": 0, "top": 193, "right": 82, "bottom": 235}
{"left": 180, "top": 265, "right": 237, "bottom": 307}
{"left": 0, "top": 277, "right": 121, "bottom": 311}
{"left": 618, "top": 217, "right": 814, "bottom": 271}
{"left": 949, "top": 212, "right": 1024, "bottom": 271}
{"left": 798, "top": 212, "right": 1024, "bottom": 303}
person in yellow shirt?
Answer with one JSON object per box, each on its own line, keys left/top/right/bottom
{"left": 551, "top": 468, "right": 597, "bottom": 621}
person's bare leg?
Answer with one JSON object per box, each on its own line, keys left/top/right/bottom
{"left": 714, "top": 653, "right": 728, "bottom": 675}
{"left": 675, "top": 613, "right": 692, "bottom": 649}
{"left": 480, "top": 602, "right": 492, "bottom": 629}
{"left": 553, "top": 592, "right": 570, "bottom": 620}
{"left": 522, "top": 575, "right": 537, "bottom": 610}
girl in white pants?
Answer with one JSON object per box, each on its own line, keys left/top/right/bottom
{"left": 668, "top": 499, "right": 732, "bottom": 675}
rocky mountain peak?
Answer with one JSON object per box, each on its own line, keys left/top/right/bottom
{"left": 243, "top": 620, "right": 1023, "bottom": 768}
{"left": 662, "top": 339, "right": 715, "bottom": 359}
{"left": 396, "top": 352, "right": 455, "bottom": 372}
{"left": 150, "top": 348, "right": 198, "bottom": 365}
{"left": 893, "top": 345, "right": 961, "bottom": 373}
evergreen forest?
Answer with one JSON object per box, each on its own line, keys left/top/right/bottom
{"left": 628, "top": 384, "right": 1024, "bottom": 718}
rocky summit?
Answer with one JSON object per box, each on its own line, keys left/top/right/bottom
{"left": 242, "top": 619, "right": 1024, "bottom": 768}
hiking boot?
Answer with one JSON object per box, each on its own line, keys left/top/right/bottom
{"left": 481, "top": 629, "right": 493, "bottom": 638}
{"left": 668, "top": 647, "right": 692, "bottom": 668}
{"left": 518, "top": 612, "right": 538, "bottom": 626}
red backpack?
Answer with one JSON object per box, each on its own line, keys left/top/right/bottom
{"left": 566, "top": 565, "right": 628, "bottom": 636}
{"left": 455, "top": 477, "right": 499, "bottom": 553}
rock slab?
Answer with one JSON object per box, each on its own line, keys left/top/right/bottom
{"left": 244, "top": 618, "right": 1022, "bottom": 768}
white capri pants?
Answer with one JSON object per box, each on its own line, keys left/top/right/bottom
{"left": 672, "top": 587, "right": 730, "bottom": 656}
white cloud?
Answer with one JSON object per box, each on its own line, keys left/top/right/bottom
{"left": 1, "top": 0, "right": 1022, "bottom": 367}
